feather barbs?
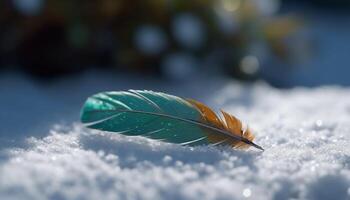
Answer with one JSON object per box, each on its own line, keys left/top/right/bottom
{"left": 81, "top": 90, "right": 263, "bottom": 150}
{"left": 188, "top": 99, "right": 255, "bottom": 149}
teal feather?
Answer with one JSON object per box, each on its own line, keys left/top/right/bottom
{"left": 80, "top": 90, "right": 263, "bottom": 150}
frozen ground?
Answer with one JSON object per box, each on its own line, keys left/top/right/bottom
{"left": 0, "top": 71, "right": 350, "bottom": 200}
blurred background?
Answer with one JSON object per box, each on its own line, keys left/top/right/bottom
{"left": 0, "top": 0, "right": 350, "bottom": 148}
{"left": 2, "top": 0, "right": 350, "bottom": 87}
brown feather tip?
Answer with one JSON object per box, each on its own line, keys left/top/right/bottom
{"left": 187, "top": 99, "right": 263, "bottom": 151}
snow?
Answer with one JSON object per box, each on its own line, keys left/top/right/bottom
{"left": 1, "top": 71, "right": 350, "bottom": 200}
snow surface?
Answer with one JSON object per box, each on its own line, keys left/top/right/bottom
{"left": 1, "top": 71, "right": 350, "bottom": 200}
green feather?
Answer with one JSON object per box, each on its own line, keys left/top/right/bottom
{"left": 81, "top": 90, "right": 209, "bottom": 145}
{"left": 80, "top": 90, "right": 263, "bottom": 149}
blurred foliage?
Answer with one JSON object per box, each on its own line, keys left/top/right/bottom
{"left": 0, "top": 0, "right": 307, "bottom": 80}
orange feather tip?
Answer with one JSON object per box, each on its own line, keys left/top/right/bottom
{"left": 187, "top": 99, "right": 263, "bottom": 151}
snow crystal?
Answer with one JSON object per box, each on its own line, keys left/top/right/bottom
{"left": 1, "top": 74, "right": 350, "bottom": 200}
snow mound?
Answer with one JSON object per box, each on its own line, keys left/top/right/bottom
{"left": 1, "top": 84, "right": 350, "bottom": 200}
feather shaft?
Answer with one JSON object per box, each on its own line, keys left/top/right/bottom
{"left": 81, "top": 90, "right": 263, "bottom": 150}
{"left": 83, "top": 109, "right": 263, "bottom": 150}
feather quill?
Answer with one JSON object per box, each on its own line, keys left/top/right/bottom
{"left": 80, "top": 90, "right": 263, "bottom": 150}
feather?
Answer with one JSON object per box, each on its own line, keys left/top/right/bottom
{"left": 80, "top": 90, "right": 263, "bottom": 150}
